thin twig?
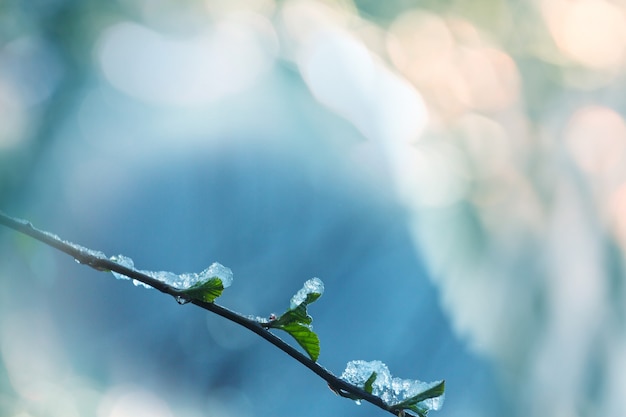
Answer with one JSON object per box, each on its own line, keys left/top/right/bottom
{"left": 0, "top": 211, "right": 396, "bottom": 415}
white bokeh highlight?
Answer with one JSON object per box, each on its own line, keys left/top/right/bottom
{"left": 97, "top": 16, "right": 277, "bottom": 106}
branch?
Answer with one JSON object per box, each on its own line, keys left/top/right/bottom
{"left": 0, "top": 211, "right": 445, "bottom": 417}
{"left": 0, "top": 211, "right": 442, "bottom": 416}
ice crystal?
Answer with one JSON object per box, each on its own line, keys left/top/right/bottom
{"left": 290, "top": 277, "right": 324, "bottom": 309}
{"left": 109, "top": 255, "right": 233, "bottom": 291}
{"left": 340, "top": 360, "right": 444, "bottom": 411}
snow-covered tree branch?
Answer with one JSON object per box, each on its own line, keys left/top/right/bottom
{"left": 0, "top": 211, "right": 444, "bottom": 417}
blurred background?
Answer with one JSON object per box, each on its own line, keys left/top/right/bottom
{"left": 1, "top": 0, "right": 625, "bottom": 416}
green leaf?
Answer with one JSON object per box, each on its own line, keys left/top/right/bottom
{"left": 409, "top": 404, "right": 429, "bottom": 417}
{"left": 268, "top": 280, "right": 323, "bottom": 361}
{"left": 301, "top": 291, "right": 322, "bottom": 305}
{"left": 271, "top": 303, "right": 311, "bottom": 327}
{"left": 364, "top": 371, "right": 377, "bottom": 394}
{"left": 393, "top": 380, "right": 445, "bottom": 413}
{"left": 180, "top": 277, "right": 224, "bottom": 303}
{"left": 278, "top": 322, "right": 320, "bottom": 362}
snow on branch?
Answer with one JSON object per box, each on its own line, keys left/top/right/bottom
{"left": 0, "top": 210, "right": 444, "bottom": 417}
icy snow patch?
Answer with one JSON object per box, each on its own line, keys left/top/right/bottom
{"left": 109, "top": 255, "right": 233, "bottom": 291}
{"left": 40, "top": 230, "right": 107, "bottom": 260}
{"left": 109, "top": 254, "right": 151, "bottom": 288}
{"left": 340, "top": 360, "right": 444, "bottom": 410}
{"left": 290, "top": 277, "right": 324, "bottom": 309}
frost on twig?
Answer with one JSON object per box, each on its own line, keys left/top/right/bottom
{"left": 109, "top": 253, "right": 233, "bottom": 301}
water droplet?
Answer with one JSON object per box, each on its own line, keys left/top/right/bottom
{"left": 176, "top": 295, "right": 190, "bottom": 305}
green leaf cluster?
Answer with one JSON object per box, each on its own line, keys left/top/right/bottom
{"left": 344, "top": 366, "right": 445, "bottom": 417}
{"left": 268, "top": 287, "right": 322, "bottom": 361}
{"left": 180, "top": 277, "right": 225, "bottom": 303}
